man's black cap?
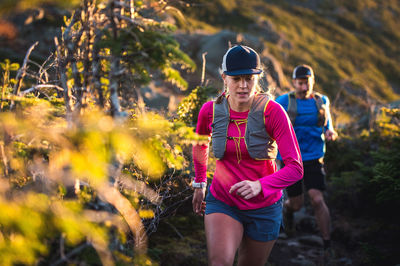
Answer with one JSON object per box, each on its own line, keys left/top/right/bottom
{"left": 292, "top": 65, "right": 314, "bottom": 79}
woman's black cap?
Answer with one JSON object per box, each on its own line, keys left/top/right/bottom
{"left": 221, "top": 45, "right": 262, "bottom": 76}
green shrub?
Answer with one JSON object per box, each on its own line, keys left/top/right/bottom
{"left": 326, "top": 107, "right": 400, "bottom": 220}
{"left": 177, "top": 85, "right": 218, "bottom": 127}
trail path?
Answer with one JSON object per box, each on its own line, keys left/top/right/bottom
{"left": 269, "top": 206, "right": 353, "bottom": 266}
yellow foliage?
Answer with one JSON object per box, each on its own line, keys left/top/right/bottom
{"left": 133, "top": 143, "right": 166, "bottom": 179}
{"left": 0, "top": 101, "right": 194, "bottom": 264}
{"left": 139, "top": 209, "right": 155, "bottom": 219}
{"left": 134, "top": 112, "right": 172, "bottom": 136}
{"left": 111, "top": 132, "right": 137, "bottom": 160}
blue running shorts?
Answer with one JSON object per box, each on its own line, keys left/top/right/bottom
{"left": 205, "top": 191, "right": 283, "bottom": 242}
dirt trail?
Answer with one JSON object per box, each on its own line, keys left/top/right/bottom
{"left": 269, "top": 207, "right": 353, "bottom": 266}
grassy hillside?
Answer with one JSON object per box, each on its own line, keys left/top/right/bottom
{"left": 174, "top": 0, "right": 400, "bottom": 126}
{"left": 1, "top": 0, "right": 399, "bottom": 126}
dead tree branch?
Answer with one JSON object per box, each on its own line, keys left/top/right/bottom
{"left": 50, "top": 242, "right": 91, "bottom": 266}
{"left": 19, "top": 84, "right": 65, "bottom": 96}
{"left": 10, "top": 41, "right": 39, "bottom": 110}
{"left": 54, "top": 37, "right": 74, "bottom": 126}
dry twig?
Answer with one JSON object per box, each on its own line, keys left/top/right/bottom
{"left": 10, "top": 41, "right": 39, "bottom": 110}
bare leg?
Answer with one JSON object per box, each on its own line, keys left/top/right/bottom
{"left": 205, "top": 213, "right": 243, "bottom": 266}
{"left": 237, "top": 236, "right": 276, "bottom": 266}
{"left": 283, "top": 194, "right": 304, "bottom": 235}
{"left": 308, "top": 189, "right": 330, "bottom": 240}
{"left": 284, "top": 194, "right": 304, "bottom": 212}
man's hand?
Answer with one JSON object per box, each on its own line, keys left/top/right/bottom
{"left": 325, "top": 129, "right": 338, "bottom": 141}
{"left": 229, "top": 180, "right": 262, "bottom": 200}
{"left": 192, "top": 188, "right": 206, "bottom": 216}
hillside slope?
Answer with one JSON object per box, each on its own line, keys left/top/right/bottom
{"left": 0, "top": 0, "right": 399, "bottom": 127}
{"left": 174, "top": 0, "right": 400, "bottom": 127}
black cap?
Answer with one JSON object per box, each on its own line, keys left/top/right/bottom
{"left": 222, "top": 45, "right": 263, "bottom": 76}
{"left": 292, "top": 65, "right": 314, "bottom": 79}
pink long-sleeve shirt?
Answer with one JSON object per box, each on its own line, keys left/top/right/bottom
{"left": 193, "top": 99, "right": 303, "bottom": 210}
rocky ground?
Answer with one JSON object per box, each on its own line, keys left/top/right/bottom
{"left": 149, "top": 201, "right": 357, "bottom": 266}
{"left": 270, "top": 207, "right": 353, "bottom": 266}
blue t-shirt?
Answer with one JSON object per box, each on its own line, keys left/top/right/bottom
{"left": 275, "top": 93, "right": 333, "bottom": 161}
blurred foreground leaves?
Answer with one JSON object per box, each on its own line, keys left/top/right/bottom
{"left": 0, "top": 0, "right": 205, "bottom": 263}
{"left": 0, "top": 100, "right": 206, "bottom": 265}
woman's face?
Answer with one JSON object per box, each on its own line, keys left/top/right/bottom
{"left": 223, "top": 74, "right": 259, "bottom": 104}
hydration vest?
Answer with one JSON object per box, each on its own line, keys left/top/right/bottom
{"left": 211, "top": 93, "right": 278, "bottom": 160}
{"left": 287, "top": 91, "right": 328, "bottom": 127}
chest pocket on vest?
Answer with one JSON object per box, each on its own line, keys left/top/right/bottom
{"left": 247, "top": 129, "right": 277, "bottom": 159}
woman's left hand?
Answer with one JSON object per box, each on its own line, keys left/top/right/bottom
{"left": 229, "top": 180, "right": 261, "bottom": 200}
{"left": 192, "top": 188, "right": 206, "bottom": 216}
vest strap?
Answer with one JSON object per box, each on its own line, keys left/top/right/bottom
{"left": 287, "top": 91, "right": 328, "bottom": 127}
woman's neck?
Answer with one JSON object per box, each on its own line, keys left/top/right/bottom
{"left": 227, "top": 95, "right": 255, "bottom": 112}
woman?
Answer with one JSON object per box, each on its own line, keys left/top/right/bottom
{"left": 192, "top": 45, "right": 303, "bottom": 266}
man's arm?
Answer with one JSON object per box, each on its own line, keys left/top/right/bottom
{"left": 323, "top": 96, "right": 338, "bottom": 141}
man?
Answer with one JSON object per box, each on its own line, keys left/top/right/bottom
{"left": 276, "top": 64, "right": 338, "bottom": 253}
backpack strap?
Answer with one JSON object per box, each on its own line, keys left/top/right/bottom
{"left": 211, "top": 97, "right": 230, "bottom": 159}
{"left": 245, "top": 93, "right": 277, "bottom": 160}
{"left": 313, "top": 92, "right": 328, "bottom": 127}
{"left": 287, "top": 91, "right": 297, "bottom": 125}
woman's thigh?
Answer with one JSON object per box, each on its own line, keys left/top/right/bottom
{"left": 205, "top": 213, "right": 243, "bottom": 265}
{"left": 237, "top": 236, "right": 276, "bottom": 266}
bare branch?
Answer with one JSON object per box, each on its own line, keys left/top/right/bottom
{"left": 26, "top": 59, "right": 43, "bottom": 71}
{"left": 114, "top": 13, "right": 158, "bottom": 28}
{"left": 83, "top": 210, "right": 129, "bottom": 233}
{"left": 116, "top": 175, "right": 161, "bottom": 204}
{"left": 79, "top": 0, "right": 97, "bottom": 111}
{"left": 91, "top": 29, "right": 105, "bottom": 107}
{"left": 201, "top": 52, "right": 207, "bottom": 86}
{"left": 50, "top": 242, "right": 91, "bottom": 266}
{"left": 108, "top": 2, "right": 122, "bottom": 117}
{"left": 71, "top": 62, "right": 83, "bottom": 111}
{"left": 19, "top": 84, "right": 65, "bottom": 96}
{"left": 109, "top": 57, "right": 123, "bottom": 117}
{"left": 38, "top": 53, "right": 55, "bottom": 83}
{"left": 10, "top": 41, "right": 39, "bottom": 110}
{"left": 59, "top": 234, "right": 66, "bottom": 261}
{"left": 98, "top": 184, "right": 147, "bottom": 254}
{"left": 22, "top": 72, "right": 48, "bottom": 84}
{"left": 54, "top": 37, "right": 74, "bottom": 125}
{"left": 91, "top": 241, "right": 115, "bottom": 266}
{"left": 165, "top": 221, "right": 184, "bottom": 239}
{"left": 130, "top": 0, "right": 135, "bottom": 19}
{"left": 0, "top": 142, "right": 9, "bottom": 176}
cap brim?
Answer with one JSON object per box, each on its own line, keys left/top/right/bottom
{"left": 294, "top": 74, "right": 311, "bottom": 79}
{"left": 224, "top": 69, "right": 262, "bottom": 76}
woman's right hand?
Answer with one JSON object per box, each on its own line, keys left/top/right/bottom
{"left": 192, "top": 188, "right": 206, "bottom": 216}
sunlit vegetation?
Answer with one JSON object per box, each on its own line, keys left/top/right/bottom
{"left": 0, "top": 0, "right": 203, "bottom": 265}
{"left": 175, "top": 0, "right": 400, "bottom": 128}
{"left": 177, "top": 85, "right": 218, "bottom": 127}
{"left": 0, "top": 0, "right": 80, "bottom": 14}
{"left": 0, "top": 98, "right": 200, "bottom": 265}
{"left": 325, "top": 107, "right": 400, "bottom": 264}
{"left": 0, "top": 0, "right": 400, "bottom": 264}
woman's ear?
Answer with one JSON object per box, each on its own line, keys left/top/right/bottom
{"left": 221, "top": 73, "right": 228, "bottom": 88}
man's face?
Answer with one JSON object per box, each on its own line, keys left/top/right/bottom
{"left": 293, "top": 77, "right": 314, "bottom": 99}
